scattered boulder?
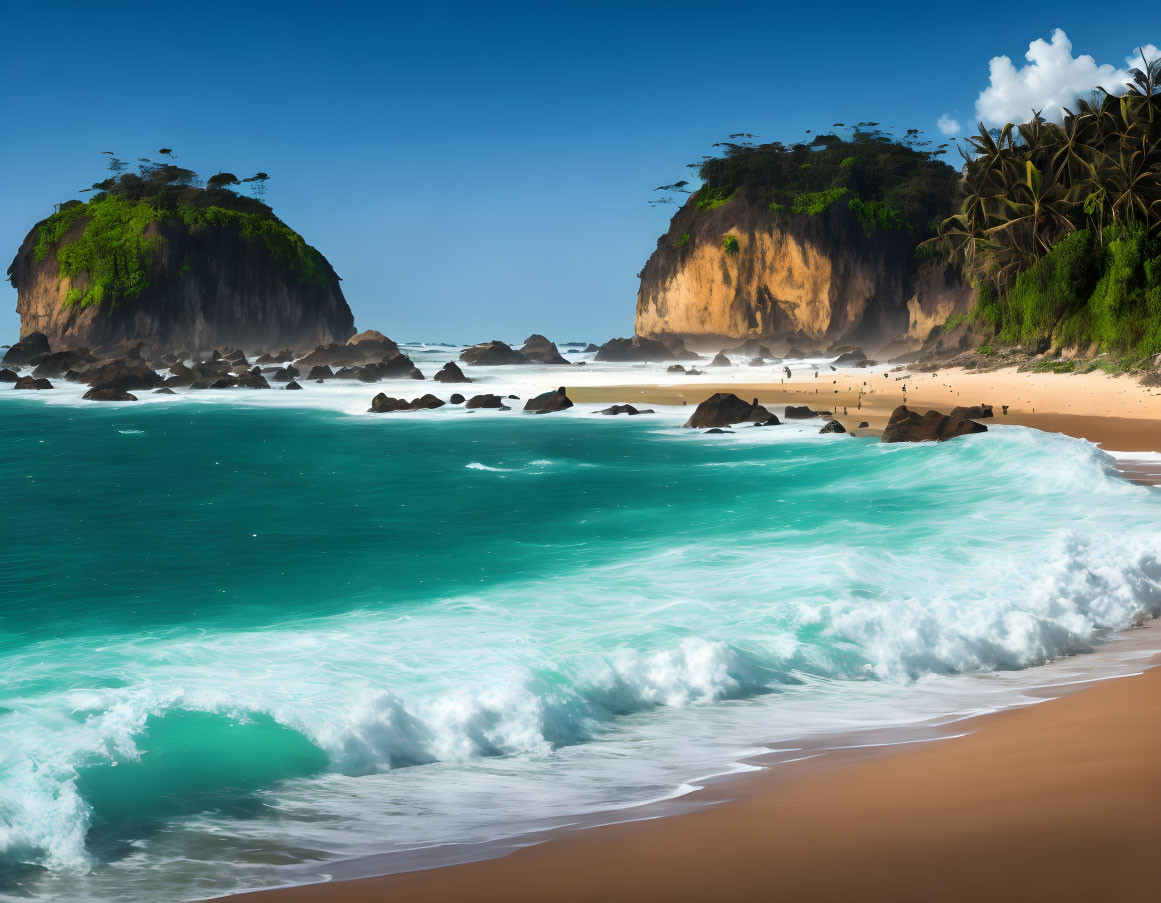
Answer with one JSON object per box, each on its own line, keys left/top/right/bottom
{"left": 2, "top": 332, "right": 50, "bottom": 366}
{"left": 369, "top": 393, "right": 411, "bottom": 413}
{"left": 704, "top": 428, "right": 733, "bottom": 434}
{"left": 658, "top": 336, "right": 701, "bottom": 360}
{"left": 154, "top": 387, "right": 176, "bottom": 395}
{"left": 255, "top": 352, "right": 276, "bottom": 365}
{"left": 520, "top": 334, "right": 570, "bottom": 365}
{"left": 285, "top": 380, "right": 303, "bottom": 390}
{"left": 32, "top": 348, "right": 95, "bottom": 378}
{"left": 786, "top": 345, "right": 824, "bottom": 358}
{"left": 347, "top": 330, "right": 399, "bottom": 357}
{"left": 858, "top": 421, "right": 870, "bottom": 428}
{"left": 449, "top": 393, "right": 465, "bottom": 404}
{"left": 14, "top": 376, "right": 53, "bottom": 390}
{"left": 434, "top": 361, "right": 472, "bottom": 383}
{"left": 272, "top": 366, "right": 300, "bottom": 381}
{"left": 833, "top": 349, "right": 867, "bottom": 365}
{"left": 820, "top": 420, "right": 847, "bottom": 434}
{"left": 465, "top": 393, "right": 505, "bottom": 408}
{"left": 460, "top": 340, "right": 526, "bottom": 366}
{"left": 333, "top": 366, "right": 380, "bottom": 382}
{"left": 710, "top": 352, "right": 731, "bottom": 367}
{"left": 685, "top": 367, "right": 704, "bottom": 375}
{"left": 667, "top": 364, "right": 686, "bottom": 373}
{"left": 600, "top": 404, "right": 653, "bottom": 415}
{"left": 409, "top": 394, "right": 446, "bottom": 410}
{"left": 784, "top": 405, "right": 829, "bottom": 419}
{"left": 949, "top": 404, "right": 994, "bottom": 420}
{"left": 83, "top": 387, "right": 138, "bottom": 401}
{"left": 296, "top": 343, "right": 369, "bottom": 368}
{"left": 750, "top": 415, "right": 781, "bottom": 426}
{"left": 523, "top": 387, "right": 574, "bottom": 413}
{"left": 583, "top": 343, "right": 599, "bottom": 353}
{"left": 881, "top": 405, "right": 989, "bottom": 443}
{"left": 683, "top": 393, "right": 772, "bottom": 428}
{"left": 593, "top": 336, "right": 675, "bottom": 362}
{"left": 307, "top": 365, "right": 335, "bottom": 381}
{"left": 0, "top": 368, "right": 19, "bottom": 383}
{"left": 84, "top": 358, "right": 164, "bottom": 391}
{"left": 748, "top": 357, "right": 766, "bottom": 367}
{"left": 730, "top": 339, "right": 773, "bottom": 358}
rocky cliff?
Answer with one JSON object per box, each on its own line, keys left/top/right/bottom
{"left": 635, "top": 192, "right": 973, "bottom": 352}
{"left": 7, "top": 199, "right": 355, "bottom": 353}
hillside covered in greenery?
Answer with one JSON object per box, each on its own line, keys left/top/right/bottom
{"left": 931, "top": 55, "right": 1161, "bottom": 363}
{"left": 31, "top": 153, "right": 328, "bottom": 310}
{"left": 657, "top": 125, "right": 961, "bottom": 240}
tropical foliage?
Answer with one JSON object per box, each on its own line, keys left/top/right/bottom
{"left": 931, "top": 53, "right": 1161, "bottom": 357}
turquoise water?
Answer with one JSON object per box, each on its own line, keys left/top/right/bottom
{"left": 2, "top": 399, "right": 1160, "bottom": 901}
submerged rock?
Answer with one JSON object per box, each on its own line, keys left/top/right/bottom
{"left": 881, "top": 405, "right": 988, "bottom": 443}
{"left": 154, "top": 387, "right": 176, "bottom": 394}
{"left": 284, "top": 380, "right": 303, "bottom": 390}
{"left": 599, "top": 404, "right": 654, "bottom": 415}
{"left": 523, "top": 387, "right": 573, "bottom": 414}
{"left": 683, "top": 393, "right": 772, "bottom": 428}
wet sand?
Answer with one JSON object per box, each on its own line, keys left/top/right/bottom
{"left": 225, "top": 640, "right": 1161, "bottom": 903}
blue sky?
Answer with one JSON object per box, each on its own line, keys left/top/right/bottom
{"left": 1, "top": 1, "right": 1156, "bottom": 344}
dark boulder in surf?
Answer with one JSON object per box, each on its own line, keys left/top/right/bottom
{"left": 434, "top": 361, "right": 472, "bottom": 383}
{"left": 307, "top": 365, "right": 334, "bottom": 381}
{"left": 881, "top": 405, "right": 988, "bottom": 443}
{"left": 84, "top": 357, "right": 164, "bottom": 391}
{"left": 460, "top": 340, "right": 526, "bottom": 366}
{"left": 369, "top": 393, "right": 410, "bottom": 412}
{"left": 523, "top": 387, "right": 574, "bottom": 413}
{"left": 520, "top": 334, "right": 570, "bottom": 365}
{"left": 83, "top": 387, "right": 138, "bottom": 401}
{"left": 14, "top": 375, "right": 53, "bottom": 389}
{"left": 2, "top": 331, "right": 49, "bottom": 365}
{"left": 593, "top": 335, "right": 675, "bottom": 362}
{"left": 684, "top": 393, "right": 772, "bottom": 428}
{"left": 709, "top": 351, "right": 731, "bottom": 367}
{"left": 784, "top": 405, "right": 829, "bottom": 419}
{"left": 465, "top": 393, "right": 505, "bottom": 408}
{"left": 284, "top": 380, "right": 303, "bottom": 390}
{"left": 599, "top": 404, "right": 653, "bottom": 415}
{"left": 820, "top": 420, "right": 847, "bottom": 434}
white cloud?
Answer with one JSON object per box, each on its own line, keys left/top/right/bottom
{"left": 936, "top": 113, "right": 961, "bottom": 135}
{"left": 975, "top": 29, "right": 1160, "bottom": 126}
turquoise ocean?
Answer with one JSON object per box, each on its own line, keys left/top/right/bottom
{"left": 3, "top": 350, "right": 1161, "bottom": 901}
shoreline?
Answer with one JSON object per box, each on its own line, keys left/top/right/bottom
{"left": 221, "top": 625, "right": 1161, "bottom": 903}
{"left": 568, "top": 363, "right": 1161, "bottom": 482}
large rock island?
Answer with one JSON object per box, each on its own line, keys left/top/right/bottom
{"left": 635, "top": 130, "right": 973, "bottom": 351}
{"left": 6, "top": 158, "right": 354, "bottom": 352}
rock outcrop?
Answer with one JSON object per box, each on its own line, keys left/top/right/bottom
{"left": 461, "top": 341, "right": 525, "bottom": 366}
{"left": 881, "top": 405, "right": 988, "bottom": 443}
{"left": 593, "top": 336, "right": 676, "bottom": 362}
{"left": 8, "top": 209, "right": 355, "bottom": 354}
{"left": 520, "top": 334, "right": 569, "bottom": 365}
{"left": 523, "top": 387, "right": 573, "bottom": 413}
{"left": 634, "top": 195, "right": 973, "bottom": 352}
{"left": 683, "top": 393, "right": 773, "bottom": 428}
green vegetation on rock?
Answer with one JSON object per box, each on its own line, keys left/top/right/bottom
{"left": 32, "top": 152, "right": 328, "bottom": 309}
{"left": 722, "top": 234, "right": 740, "bottom": 255}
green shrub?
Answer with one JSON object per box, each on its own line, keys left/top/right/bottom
{"left": 840, "top": 156, "right": 857, "bottom": 167}
{"left": 674, "top": 231, "right": 691, "bottom": 249}
{"left": 696, "top": 187, "right": 736, "bottom": 210}
{"left": 942, "top": 312, "right": 968, "bottom": 330}
{"left": 768, "top": 201, "right": 785, "bottom": 213}
{"left": 999, "top": 229, "right": 1098, "bottom": 345}
{"left": 848, "top": 196, "right": 907, "bottom": 235}
{"left": 978, "top": 343, "right": 996, "bottom": 356}
{"left": 792, "top": 187, "right": 849, "bottom": 215}
{"left": 722, "top": 234, "right": 739, "bottom": 255}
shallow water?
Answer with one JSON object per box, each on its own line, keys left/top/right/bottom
{"left": 2, "top": 360, "right": 1160, "bottom": 902}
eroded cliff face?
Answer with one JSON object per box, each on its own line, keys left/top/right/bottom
{"left": 7, "top": 215, "right": 355, "bottom": 352}
{"left": 635, "top": 193, "right": 972, "bottom": 351}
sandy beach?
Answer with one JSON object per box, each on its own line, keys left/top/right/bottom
{"left": 226, "top": 632, "right": 1161, "bottom": 903}
{"left": 570, "top": 364, "right": 1161, "bottom": 481}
